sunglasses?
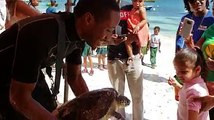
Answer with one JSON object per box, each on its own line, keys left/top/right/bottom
{"left": 188, "top": 0, "right": 205, "bottom": 4}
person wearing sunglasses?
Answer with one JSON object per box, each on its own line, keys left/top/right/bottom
{"left": 171, "top": 0, "right": 214, "bottom": 101}
{"left": 171, "top": 0, "right": 214, "bottom": 119}
{"left": 175, "top": 0, "right": 214, "bottom": 53}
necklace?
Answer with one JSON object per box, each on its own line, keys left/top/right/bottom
{"left": 191, "top": 10, "right": 208, "bottom": 31}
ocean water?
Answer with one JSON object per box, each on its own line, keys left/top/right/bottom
{"left": 36, "top": 0, "right": 187, "bottom": 39}
{"left": 145, "top": 0, "right": 185, "bottom": 38}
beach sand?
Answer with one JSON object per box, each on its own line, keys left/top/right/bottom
{"left": 45, "top": 34, "right": 178, "bottom": 120}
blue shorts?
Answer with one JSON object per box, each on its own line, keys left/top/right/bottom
{"left": 82, "top": 43, "right": 92, "bottom": 57}
{"left": 96, "top": 47, "right": 107, "bottom": 55}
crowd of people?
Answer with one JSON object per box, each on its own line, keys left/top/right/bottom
{"left": 2, "top": 0, "right": 214, "bottom": 119}
{"left": 168, "top": 0, "right": 214, "bottom": 120}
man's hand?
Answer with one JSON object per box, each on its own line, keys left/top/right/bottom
{"left": 104, "top": 34, "right": 127, "bottom": 45}
{"left": 193, "top": 95, "right": 214, "bottom": 112}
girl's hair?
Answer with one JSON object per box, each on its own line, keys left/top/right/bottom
{"left": 183, "top": 0, "right": 209, "bottom": 13}
{"left": 174, "top": 47, "right": 208, "bottom": 80}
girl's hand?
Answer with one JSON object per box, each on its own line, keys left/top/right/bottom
{"left": 168, "top": 77, "right": 181, "bottom": 88}
{"left": 133, "top": 26, "right": 140, "bottom": 34}
{"left": 168, "top": 77, "right": 176, "bottom": 86}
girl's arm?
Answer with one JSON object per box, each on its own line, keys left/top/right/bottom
{"left": 188, "top": 110, "right": 199, "bottom": 120}
{"left": 127, "top": 18, "right": 134, "bottom": 32}
{"left": 133, "top": 7, "right": 147, "bottom": 34}
{"left": 168, "top": 77, "right": 182, "bottom": 90}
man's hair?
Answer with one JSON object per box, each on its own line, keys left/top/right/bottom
{"left": 74, "top": 0, "right": 120, "bottom": 22}
{"left": 183, "top": 0, "right": 209, "bottom": 13}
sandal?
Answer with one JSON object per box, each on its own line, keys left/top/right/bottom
{"left": 103, "top": 65, "right": 107, "bottom": 69}
{"left": 81, "top": 68, "right": 88, "bottom": 73}
{"left": 89, "top": 69, "right": 94, "bottom": 76}
{"left": 98, "top": 65, "right": 104, "bottom": 71}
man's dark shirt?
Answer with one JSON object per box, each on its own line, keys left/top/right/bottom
{"left": 0, "top": 12, "right": 84, "bottom": 86}
{"left": 108, "top": 4, "right": 139, "bottom": 60}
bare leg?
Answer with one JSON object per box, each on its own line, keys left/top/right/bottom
{"left": 88, "top": 56, "right": 94, "bottom": 76}
{"left": 97, "top": 54, "right": 103, "bottom": 70}
{"left": 101, "top": 54, "right": 107, "bottom": 69}
{"left": 82, "top": 56, "right": 88, "bottom": 73}
{"left": 88, "top": 55, "right": 93, "bottom": 71}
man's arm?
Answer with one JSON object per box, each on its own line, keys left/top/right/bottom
{"left": 188, "top": 110, "right": 199, "bottom": 120}
{"left": 65, "top": 63, "right": 89, "bottom": 96}
{"left": 10, "top": 79, "right": 57, "bottom": 120}
{"left": 193, "top": 95, "right": 214, "bottom": 112}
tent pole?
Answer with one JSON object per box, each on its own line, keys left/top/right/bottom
{"left": 63, "top": 0, "right": 74, "bottom": 104}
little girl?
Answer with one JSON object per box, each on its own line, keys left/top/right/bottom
{"left": 173, "top": 47, "right": 209, "bottom": 120}
{"left": 125, "top": 0, "right": 149, "bottom": 61}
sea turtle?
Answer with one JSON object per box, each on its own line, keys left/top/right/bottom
{"left": 54, "top": 88, "right": 130, "bottom": 120}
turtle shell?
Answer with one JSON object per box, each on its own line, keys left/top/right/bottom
{"left": 57, "top": 88, "right": 118, "bottom": 120}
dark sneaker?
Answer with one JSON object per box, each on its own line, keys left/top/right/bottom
{"left": 89, "top": 69, "right": 94, "bottom": 76}
{"left": 142, "top": 62, "right": 147, "bottom": 66}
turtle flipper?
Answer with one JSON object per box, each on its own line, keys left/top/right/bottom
{"left": 112, "top": 111, "right": 124, "bottom": 120}
{"left": 100, "top": 115, "right": 109, "bottom": 120}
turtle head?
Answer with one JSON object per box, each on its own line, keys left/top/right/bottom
{"left": 116, "top": 95, "right": 130, "bottom": 108}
